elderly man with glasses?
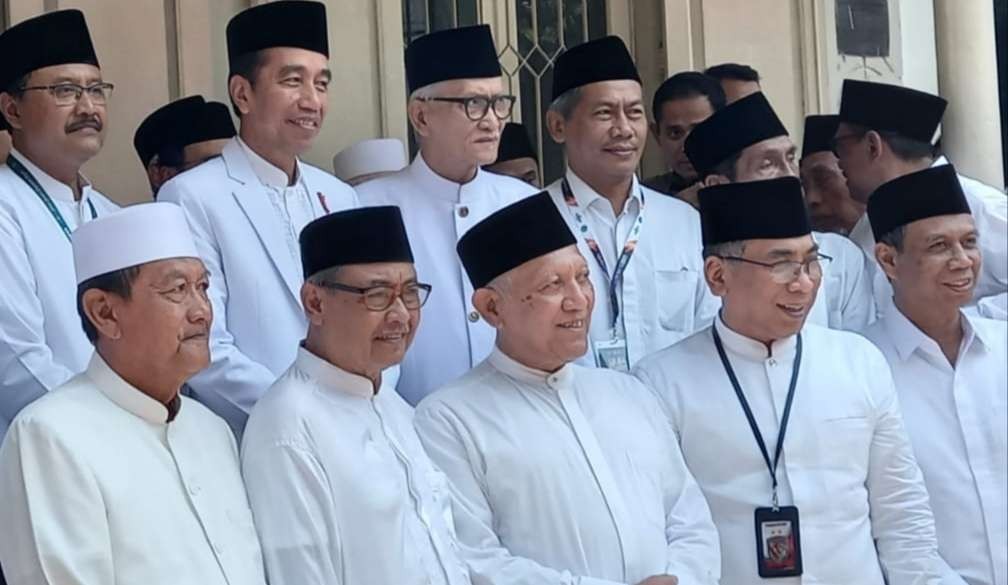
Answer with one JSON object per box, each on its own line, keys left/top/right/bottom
{"left": 242, "top": 206, "right": 474, "bottom": 585}
{"left": 0, "top": 9, "right": 120, "bottom": 441}
{"left": 357, "top": 24, "right": 537, "bottom": 405}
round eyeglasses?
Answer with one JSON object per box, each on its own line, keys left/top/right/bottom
{"left": 315, "top": 281, "right": 432, "bottom": 311}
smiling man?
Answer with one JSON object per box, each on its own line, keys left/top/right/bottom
{"left": 357, "top": 25, "right": 536, "bottom": 405}
{"left": 543, "top": 37, "right": 719, "bottom": 371}
{"left": 415, "top": 192, "right": 721, "bottom": 585}
{"left": 0, "top": 10, "right": 120, "bottom": 440}
{"left": 863, "top": 165, "right": 1007, "bottom": 585}
{"left": 158, "top": 0, "right": 358, "bottom": 436}
{"left": 0, "top": 203, "right": 266, "bottom": 585}
{"left": 634, "top": 176, "right": 942, "bottom": 585}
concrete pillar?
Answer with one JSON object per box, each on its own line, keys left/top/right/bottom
{"left": 933, "top": 0, "right": 1005, "bottom": 187}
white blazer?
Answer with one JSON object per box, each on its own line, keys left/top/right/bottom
{"left": 158, "top": 138, "right": 358, "bottom": 434}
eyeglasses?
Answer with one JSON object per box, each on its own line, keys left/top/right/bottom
{"left": 417, "top": 94, "right": 516, "bottom": 121}
{"left": 718, "top": 253, "right": 833, "bottom": 284}
{"left": 315, "top": 281, "right": 432, "bottom": 311}
{"left": 829, "top": 132, "right": 865, "bottom": 156}
{"left": 19, "top": 82, "right": 115, "bottom": 106}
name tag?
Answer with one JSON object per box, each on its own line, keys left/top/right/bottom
{"left": 755, "top": 506, "right": 803, "bottom": 578}
{"left": 594, "top": 338, "right": 629, "bottom": 372}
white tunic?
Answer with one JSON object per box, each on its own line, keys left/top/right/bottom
{"left": 850, "top": 160, "right": 1008, "bottom": 314}
{"left": 241, "top": 347, "right": 471, "bottom": 585}
{"left": 0, "top": 353, "right": 266, "bottom": 585}
{"left": 544, "top": 171, "right": 719, "bottom": 368}
{"left": 633, "top": 318, "right": 942, "bottom": 585}
{"left": 414, "top": 348, "right": 721, "bottom": 585}
{"left": 864, "top": 307, "right": 1007, "bottom": 585}
{"left": 158, "top": 137, "right": 358, "bottom": 434}
{"left": 356, "top": 155, "right": 537, "bottom": 404}
{"left": 0, "top": 149, "right": 119, "bottom": 439}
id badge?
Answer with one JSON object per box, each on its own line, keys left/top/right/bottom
{"left": 593, "top": 338, "right": 629, "bottom": 372}
{"left": 754, "top": 506, "right": 802, "bottom": 578}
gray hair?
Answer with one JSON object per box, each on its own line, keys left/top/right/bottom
{"left": 409, "top": 80, "right": 452, "bottom": 101}
{"left": 702, "top": 240, "right": 746, "bottom": 259}
{"left": 307, "top": 266, "right": 341, "bottom": 286}
{"left": 548, "top": 87, "right": 583, "bottom": 120}
{"left": 877, "top": 225, "right": 906, "bottom": 251}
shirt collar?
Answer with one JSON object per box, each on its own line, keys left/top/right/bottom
{"left": 714, "top": 312, "right": 799, "bottom": 361}
{"left": 409, "top": 151, "right": 486, "bottom": 200}
{"left": 884, "top": 303, "right": 989, "bottom": 362}
{"left": 487, "top": 346, "right": 575, "bottom": 390}
{"left": 8, "top": 147, "right": 92, "bottom": 203}
{"left": 236, "top": 136, "right": 302, "bottom": 189}
{"left": 564, "top": 167, "right": 642, "bottom": 215}
{"left": 294, "top": 345, "right": 380, "bottom": 399}
{"left": 86, "top": 353, "right": 181, "bottom": 425}
{"left": 849, "top": 213, "right": 874, "bottom": 250}
{"left": 931, "top": 155, "right": 950, "bottom": 168}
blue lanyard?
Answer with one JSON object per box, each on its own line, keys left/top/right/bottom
{"left": 7, "top": 154, "right": 97, "bottom": 241}
{"left": 560, "top": 178, "right": 645, "bottom": 329}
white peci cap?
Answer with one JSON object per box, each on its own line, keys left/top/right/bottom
{"left": 73, "top": 202, "right": 200, "bottom": 284}
{"left": 332, "top": 138, "right": 408, "bottom": 182}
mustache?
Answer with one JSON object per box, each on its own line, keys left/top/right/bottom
{"left": 65, "top": 116, "right": 102, "bottom": 133}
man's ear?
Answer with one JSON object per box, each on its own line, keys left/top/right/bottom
{"left": 0, "top": 92, "right": 23, "bottom": 131}
{"left": 473, "top": 287, "right": 504, "bottom": 329}
{"left": 545, "top": 109, "right": 565, "bottom": 145}
{"left": 875, "top": 242, "right": 899, "bottom": 283}
{"left": 865, "top": 130, "right": 884, "bottom": 161}
{"left": 702, "top": 174, "right": 729, "bottom": 187}
{"left": 82, "top": 288, "right": 122, "bottom": 341}
{"left": 408, "top": 99, "right": 431, "bottom": 139}
{"left": 228, "top": 75, "right": 253, "bottom": 117}
{"left": 301, "top": 282, "right": 326, "bottom": 326}
{"left": 704, "top": 256, "right": 729, "bottom": 297}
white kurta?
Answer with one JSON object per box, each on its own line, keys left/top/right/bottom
{"left": 241, "top": 347, "right": 471, "bottom": 585}
{"left": 414, "top": 348, "right": 721, "bottom": 585}
{"left": 356, "top": 154, "right": 537, "bottom": 404}
{"left": 807, "top": 230, "right": 876, "bottom": 331}
{"left": 545, "top": 171, "right": 720, "bottom": 368}
{"left": 865, "top": 307, "right": 1008, "bottom": 585}
{"left": 159, "top": 137, "right": 358, "bottom": 434}
{"left": 850, "top": 160, "right": 1008, "bottom": 314}
{"left": 0, "top": 353, "right": 266, "bottom": 585}
{"left": 0, "top": 149, "right": 119, "bottom": 439}
{"left": 633, "top": 318, "right": 942, "bottom": 585}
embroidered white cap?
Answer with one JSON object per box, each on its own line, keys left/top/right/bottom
{"left": 332, "top": 138, "right": 407, "bottom": 182}
{"left": 73, "top": 202, "right": 200, "bottom": 284}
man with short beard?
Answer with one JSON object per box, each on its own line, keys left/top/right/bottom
{"left": 159, "top": 1, "right": 358, "bottom": 435}
{"left": 357, "top": 25, "right": 536, "bottom": 405}
{"left": 0, "top": 10, "right": 119, "bottom": 440}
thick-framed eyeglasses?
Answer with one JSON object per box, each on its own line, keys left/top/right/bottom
{"left": 19, "top": 82, "right": 115, "bottom": 106}
{"left": 315, "top": 281, "right": 432, "bottom": 311}
{"left": 417, "top": 94, "right": 516, "bottom": 121}
{"left": 718, "top": 253, "right": 833, "bottom": 284}
{"left": 829, "top": 131, "right": 866, "bottom": 156}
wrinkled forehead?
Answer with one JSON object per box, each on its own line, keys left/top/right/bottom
{"left": 509, "top": 245, "right": 587, "bottom": 283}
{"left": 336, "top": 261, "right": 418, "bottom": 284}
{"left": 904, "top": 213, "right": 977, "bottom": 241}
{"left": 137, "top": 256, "right": 208, "bottom": 282}
{"left": 429, "top": 76, "right": 504, "bottom": 96}
{"left": 26, "top": 63, "right": 103, "bottom": 85}
{"left": 741, "top": 135, "right": 795, "bottom": 159}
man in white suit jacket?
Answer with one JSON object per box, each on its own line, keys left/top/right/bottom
{"left": 159, "top": 1, "right": 357, "bottom": 435}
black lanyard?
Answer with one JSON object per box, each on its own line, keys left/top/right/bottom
{"left": 712, "top": 325, "right": 803, "bottom": 510}
{"left": 7, "top": 154, "right": 97, "bottom": 241}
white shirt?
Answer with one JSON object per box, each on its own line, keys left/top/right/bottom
{"left": 976, "top": 292, "right": 1007, "bottom": 321}
{"left": 414, "top": 348, "right": 721, "bottom": 585}
{"left": 865, "top": 307, "right": 1007, "bottom": 585}
{"left": 850, "top": 160, "right": 1008, "bottom": 315}
{"left": 356, "top": 154, "right": 537, "bottom": 404}
{"left": 634, "top": 317, "right": 942, "bottom": 585}
{"left": 545, "top": 171, "right": 719, "bottom": 368}
{"left": 0, "top": 149, "right": 119, "bottom": 439}
{"left": 0, "top": 353, "right": 266, "bottom": 585}
{"left": 159, "top": 138, "right": 358, "bottom": 435}
{"left": 807, "top": 230, "right": 876, "bottom": 331}
{"left": 241, "top": 347, "right": 471, "bottom": 585}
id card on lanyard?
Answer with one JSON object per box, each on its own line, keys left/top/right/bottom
{"left": 559, "top": 178, "right": 644, "bottom": 371}
{"left": 712, "top": 324, "right": 804, "bottom": 578}
{"left": 7, "top": 154, "right": 97, "bottom": 241}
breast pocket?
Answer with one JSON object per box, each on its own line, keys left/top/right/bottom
{"left": 655, "top": 269, "right": 699, "bottom": 333}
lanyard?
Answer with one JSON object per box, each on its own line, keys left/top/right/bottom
{"left": 560, "top": 178, "right": 644, "bottom": 329}
{"left": 712, "top": 324, "right": 803, "bottom": 510}
{"left": 7, "top": 154, "right": 97, "bottom": 241}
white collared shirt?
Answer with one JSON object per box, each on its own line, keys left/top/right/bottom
{"left": 0, "top": 353, "right": 265, "bottom": 585}
{"left": 414, "top": 347, "right": 721, "bottom": 585}
{"left": 236, "top": 137, "right": 321, "bottom": 265}
{"left": 865, "top": 307, "right": 1008, "bottom": 585}
{"left": 356, "top": 153, "right": 537, "bottom": 404}
{"left": 242, "top": 347, "right": 470, "bottom": 585}
{"left": 634, "top": 317, "right": 942, "bottom": 585}
{"left": 0, "top": 149, "right": 119, "bottom": 439}
{"left": 545, "top": 170, "right": 719, "bottom": 368}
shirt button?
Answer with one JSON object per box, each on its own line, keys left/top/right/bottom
{"left": 768, "top": 358, "right": 777, "bottom": 366}
{"left": 468, "top": 310, "right": 480, "bottom": 322}
{"left": 458, "top": 206, "right": 469, "bottom": 218}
